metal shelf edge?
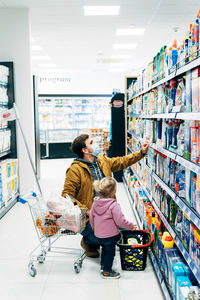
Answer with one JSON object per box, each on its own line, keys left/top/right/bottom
{"left": 0, "top": 193, "right": 19, "bottom": 219}
{"left": 127, "top": 56, "right": 200, "bottom": 101}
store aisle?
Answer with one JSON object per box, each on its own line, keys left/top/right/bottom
{"left": 0, "top": 159, "right": 164, "bottom": 300}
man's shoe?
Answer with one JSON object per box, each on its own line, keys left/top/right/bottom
{"left": 101, "top": 270, "right": 120, "bottom": 279}
{"left": 80, "top": 238, "right": 99, "bottom": 258}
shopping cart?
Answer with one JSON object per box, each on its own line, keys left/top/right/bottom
{"left": 18, "top": 192, "right": 87, "bottom": 277}
{"left": 117, "top": 230, "right": 154, "bottom": 271}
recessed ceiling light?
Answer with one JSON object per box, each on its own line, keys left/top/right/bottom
{"left": 111, "top": 54, "right": 132, "bottom": 59}
{"left": 32, "top": 56, "right": 51, "bottom": 60}
{"left": 31, "top": 45, "right": 42, "bottom": 51}
{"left": 84, "top": 6, "right": 120, "bottom": 16}
{"left": 116, "top": 28, "right": 146, "bottom": 36}
{"left": 38, "top": 64, "right": 57, "bottom": 68}
{"left": 113, "top": 44, "right": 138, "bottom": 50}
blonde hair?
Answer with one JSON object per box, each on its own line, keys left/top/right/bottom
{"left": 94, "top": 176, "right": 116, "bottom": 197}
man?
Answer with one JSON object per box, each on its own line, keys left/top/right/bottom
{"left": 62, "top": 134, "right": 150, "bottom": 258}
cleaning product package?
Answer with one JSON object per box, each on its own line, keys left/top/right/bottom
{"left": 185, "top": 70, "right": 192, "bottom": 112}
{"left": 184, "top": 121, "right": 191, "bottom": 160}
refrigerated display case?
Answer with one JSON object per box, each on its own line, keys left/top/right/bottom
{"left": 37, "top": 95, "right": 111, "bottom": 158}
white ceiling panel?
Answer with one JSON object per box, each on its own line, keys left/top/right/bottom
{"left": 1, "top": 0, "right": 199, "bottom": 76}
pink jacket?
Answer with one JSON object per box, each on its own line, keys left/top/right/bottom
{"left": 89, "top": 197, "right": 134, "bottom": 238}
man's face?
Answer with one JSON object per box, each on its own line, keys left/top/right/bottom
{"left": 84, "top": 137, "right": 94, "bottom": 154}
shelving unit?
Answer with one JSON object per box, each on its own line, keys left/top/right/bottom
{"left": 37, "top": 94, "right": 111, "bottom": 159}
{"left": 125, "top": 53, "right": 200, "bottom": 296}
{"left": 125, "top": 166, "right": 200, "bottom": 285}
{"left": 129, "top": 112, "right": 200, "bottom": 121}
{"left": 127, "top": 142, "right": 200, "bottom": 231}
{"left": 0, "top": 62, "right": 18, "bottom": 219}
{"left": 128, "top": 130, "right": 200, "bottom": 175}
{"left": 128, "top": 56, "right": 200, "bottom": 103}
{"left": 123, "top": 174, "right": 172, "bottom": 300}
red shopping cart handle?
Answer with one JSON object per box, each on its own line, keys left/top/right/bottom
{"left": 131, "top": 230, "right": 154, "bottom": 249}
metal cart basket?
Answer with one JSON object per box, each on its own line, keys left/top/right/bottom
{"left": 19, "top": 193, "right": 87, "bottom": 277}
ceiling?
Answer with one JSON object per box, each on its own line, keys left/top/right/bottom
{"left": 0, "top": 0, "right": 200, "bottom": 76}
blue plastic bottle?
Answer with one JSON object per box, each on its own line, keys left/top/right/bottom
{"left": 157, "top": 119, "right": 162, "bottom": 141}
{"left": 171, "top": 40, "right": 178, "bottom": 67}
{"left": 170, "top": 160, "right": 176, "bottom": 189}
{"left": 167, "top": 121, "right": 173, "bottom": 149}
{"left": 173, "top": 120, "right": 179, "bottom": 146}
{"left": 170, "top": 79, "right": 177, "bottom": 109}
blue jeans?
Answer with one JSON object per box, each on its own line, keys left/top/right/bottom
{"left": 97, "top": 233, "right": 121, "bottom": 272}
{"left": 81, "top": 221, "right": 99, "bottom": 246}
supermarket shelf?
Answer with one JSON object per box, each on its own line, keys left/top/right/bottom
{"left": 128, "top": 130, "right": 200, "bottom": 175}
{"left": 128, "top": 167, "right": 200, "bottom": 284}
{"left": 143, "top": 166, "right": 200, "bottom": 230}
{"left": 148, "top": 249, "right": 172, "bottom": 300}
{"left": 127, "top": 145, "right": 134, "bottom": 153}
{"left": 122, "top": 176, "right": 143, "bottom": 229}
{"left": 152, "top": 173, "right": 176, "bottom": 199}
{"left": 128, "top": 56, "right": 200, "bottom": 102}
{"left": 130, "top": 166, "right": 152, "bottom": 201}
{"left": 0, "top": 193, "right": 19, "bottom": 219}
{"left": 0, "top": 150, "right": 11, "bottom": 159}
{"left": 151, "top": 143, "right": 200, "bottom": 175}
{"left": 128, "top": 112, "right": 200, "bottom": 120}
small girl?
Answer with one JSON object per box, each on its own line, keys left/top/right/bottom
{"left": 89, "top": 176, "right": 137, "bottom": 279}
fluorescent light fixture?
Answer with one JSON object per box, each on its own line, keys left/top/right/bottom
{"left": 38, "top": 63, "right": 57, "bottom": 68}
{"left": 31, "top": 37, "right": 35, "bottom": 43}
{"left": 113, "top": 44, "right": 138, "bottom": 50}
{"left": 109, "top": 62, "right": 127, "bottom": 67}
{"left": 111, "top": 54, "right": 132, "bottom": 59}
{"left": 108, "top": 68, "right": 124, "bottom": 72}
{"left": 84, "top": 6, "right": 120, "bottom": 16}
{"left": 32, "top": 56, "right": 51, "bottom": 60}
{"left": 31, "top": 45, "right": 42, "bottom": 51}
{"left": 116, "top": 28, "right": 146, "bottom": 36}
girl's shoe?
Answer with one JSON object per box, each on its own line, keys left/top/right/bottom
{"left": 101, "top": 270, "right": 120, "bottom": 279}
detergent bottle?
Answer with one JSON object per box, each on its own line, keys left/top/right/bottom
{"left": 171, "top": 40, "right": 178, "bottom": 67}
{"left": 167, "top": 120, "right": 173, "bottom": 149}
{"left": 161, "top": 232, "right": 174, "bottom": 248}
{"left": 170, "top": 79, "right": 177, "bottom": 109}
{"left": 185, "top": 35, "right": 189, "bottom": 63}
{"left": 188, "top": 24, "right": 193, "bottom": 60}
{"left": 172, "top": 120, "right": 179, "bottom": 147}
{"left": 170, "top": 160, "right": 176, "bottom": 189}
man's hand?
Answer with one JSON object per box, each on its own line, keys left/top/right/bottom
{"left": 132, "top": 224, "right": 137, "bottom": 231}
{"left": 141, "top": 141, "right": 151, "bottom": 155}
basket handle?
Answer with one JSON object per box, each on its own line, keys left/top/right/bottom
{"left": 131, "top": 230, "right": 154, "bottom": 248}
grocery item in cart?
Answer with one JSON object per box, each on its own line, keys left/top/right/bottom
{"left": 47, "top": 194, "right": 86, "bottom": 233}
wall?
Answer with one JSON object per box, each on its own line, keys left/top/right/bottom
{"left": 38, "top": 71, "right": 125, "bottom": 94}
{"left": 0, "top": 9, "right": 36, "bottom": 193}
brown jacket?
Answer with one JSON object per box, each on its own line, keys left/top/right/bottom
{"left": 61, "top": 150, "right": 143, "bottom": 211}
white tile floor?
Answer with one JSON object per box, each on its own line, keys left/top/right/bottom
{"left": 0, "top": 159, "right": 165, "bottom": 300}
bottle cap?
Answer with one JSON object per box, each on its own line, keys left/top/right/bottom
{"left": 172, "top": 40, "right": 177, "bottom": 48}
{"left": 165, "top": 236, "right": 173, "bottom": 241}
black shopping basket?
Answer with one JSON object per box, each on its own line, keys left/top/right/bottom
{"left": 117, "top": 230, "right": 154, "bottom": 271}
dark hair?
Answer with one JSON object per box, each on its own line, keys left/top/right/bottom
{"left": 71, "top": 134, "right": 89, "bottom": 158}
